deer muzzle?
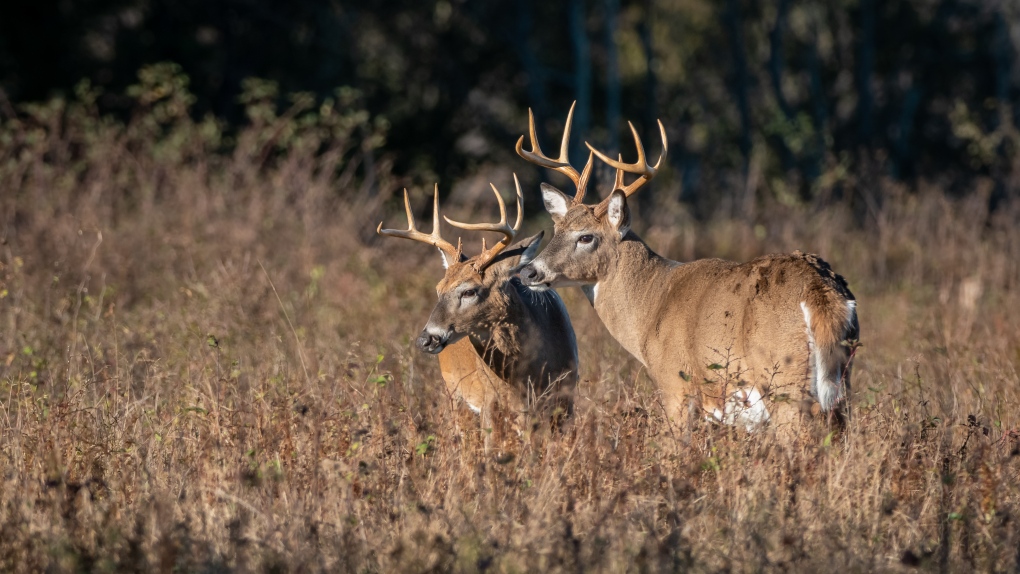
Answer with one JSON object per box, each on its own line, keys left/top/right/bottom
{"left": 519, "top": 263, "right": 550, "bottom": 290}
{"left": 416, "top": 329, "right": 449, "bottom": 354}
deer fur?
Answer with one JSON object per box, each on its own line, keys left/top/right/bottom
{"left": 424, "top": 233, "right": 579, "bottom": 432}
{"left": 521, "top": 185, "right": 858, "bottom": 432}
{"left": 378, "top": 184, "right": 578, "bottom": 447}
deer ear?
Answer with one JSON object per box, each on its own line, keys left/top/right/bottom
{"left": 541, "top": 183, "right": 571, "bottom": 220}
{"left": 513, "top": 230, "right": 544, "bottom": 269}
{"left": 483, "top": 232, "right": 544, "bottom": 277}
{"left": 438, "top": 248, "right": 454, "bottom": 269}
{"left": 438, "top": 242, "right": 465, "bottom": 269}
{"left": 606, "top": 190, "right": 630, "bottom": 237}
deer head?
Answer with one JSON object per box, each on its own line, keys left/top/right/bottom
{"left": 515, "top": 104, "right": 668, "bottom": 290}
{"left": 378, "top": 177, "right": 541, "bottom": 353}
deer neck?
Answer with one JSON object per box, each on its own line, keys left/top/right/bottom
{"left": 467, "top": 280, "right": 525, "bottom": 379}
{"left": 590, "top": 233, "right": 679, "bottom": 366}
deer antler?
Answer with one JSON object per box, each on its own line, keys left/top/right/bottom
{"left": 444, "top": 174, "right": 524, "bottom": 272}
{"left": 589, "top": 120, "right": 668, "bottom": 218}
{"left": 377, "top": 184, "right": 463, "bottom": 263}
{"left": 516, "top": 102, "right": 595, "bottom": 206}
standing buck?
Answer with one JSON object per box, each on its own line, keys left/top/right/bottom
{"left": 378, "top": 177, "right": 578, "bottom": 443}
{"left": 516, "top": 105, "right": 858, "bottom": 432}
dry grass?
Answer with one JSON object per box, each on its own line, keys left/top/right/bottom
{"left": 2, "top": 84, "right": 1020, "bottom": 573}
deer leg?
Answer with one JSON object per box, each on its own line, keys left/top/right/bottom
{"left": 480, "top": 401, "right": 495, "bottom": 455}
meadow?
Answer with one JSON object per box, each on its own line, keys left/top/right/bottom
{"left": 2, "top": 76, "right": 1020, "bottom": 572}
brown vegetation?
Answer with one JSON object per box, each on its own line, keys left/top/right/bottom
{"left": 2, "top": 75, "right": 1020, "bottom": 572}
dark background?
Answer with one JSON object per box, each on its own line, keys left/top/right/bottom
{"left": 3, "top": 0, "right": 1019, "bottom": 215}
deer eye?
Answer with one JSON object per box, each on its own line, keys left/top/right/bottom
{"left": 578, "top": 234, "right": 595, "bottom": 245}
{"left": 461, "top": 288, "right": 477, "bottom": 299}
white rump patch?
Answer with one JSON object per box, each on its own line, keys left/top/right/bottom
{"left": 801, "top": 301, "right": 843, "bottom": 411}
{"left": 464, "top": 401, "right": 481, "bottom": 414}
{"left": 709, "top": 387, "right": 771, "bottom": 432}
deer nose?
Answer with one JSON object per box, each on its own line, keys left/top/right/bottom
{"left": 520, "top": 264, "right": 542, "bottom": 285}
{"left": 416, "top": 331, "right": 446, "bottom": 354}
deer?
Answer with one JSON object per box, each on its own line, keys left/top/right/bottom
{"left": 377, "top": 177, "right": 579, "bottom": 446}
{"left": 515, "top": 104, "right": 859, "bottom": 435}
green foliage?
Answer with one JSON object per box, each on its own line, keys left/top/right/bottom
{"left": 415, "top": 435, "right": 437, "bottom": 457}
{"left": 5, "top": 0, "right": 1020, "bottom": 210}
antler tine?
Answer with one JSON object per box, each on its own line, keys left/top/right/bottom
{"left": 511, "top": 173, "right": 524, "bottom": 231}
{"left": 587, "top": 119, "right": 668, "bottom": 199}
{"left": 515, "top": 106, "right": 579, "bottom": 180}
{"left": 517, "top": 102, "right": 596, "bottom": 205}
{"left": 431, "top": 183, "right": 443, "bottom": 241}
{"left": 612, "top": 153, "right": 626, "bottom": 191}
{"left": 558, "top": 101, "right": 575, "bottom": 164}
{"left": 377, "top": 186, "right": 462, "bottom": 262}
{"left": 587, "top": 121, "right": 667, "bottom": 178}
{"left": 444, "top": 174, "right": 525, "bottom": 271}
{"left": 574, "top": 151, "right": 594, "bottom": 206}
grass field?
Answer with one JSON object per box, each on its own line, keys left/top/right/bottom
{"left": 2, "top": 93, "right": 1020, "bottom": 572}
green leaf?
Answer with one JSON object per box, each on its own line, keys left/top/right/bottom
{"left": 707, "top": 363, "right": 725, "bottom": 370}
{"left": 415, "top": 435, "right": 436, "bottom": 457}
{"left": 701, "top": 457, "right": 721, "bottom": 472}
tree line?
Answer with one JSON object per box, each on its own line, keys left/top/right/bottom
{"left": 3, "top": 0, "right": 1018, "bottom": 214}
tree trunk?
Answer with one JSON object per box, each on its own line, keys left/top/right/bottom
{"left": 806, "top": 18, "right": 826, "bottom": 186}
{"left": 604, "top": 0, "right": 621, "bottom": 157}
{"left": 515, "top": 0, "right": 549, "bottom": 121}
{"left": 768, "top": 0, "right": 795, "bottom": 173}
{"left": 855, "top": 0, "right": 875, "bottom": 147}
{"left": 992, "top": 10, "right": 1016, "bottom": 202}
{"left": 724, "top": 0, "right": 753, "bottom": 217}
{"left": 637, "top": 0, "right": 658, "bottom": 153}
{"left": 569, "top": 0, "right": 592, "bottom": 168}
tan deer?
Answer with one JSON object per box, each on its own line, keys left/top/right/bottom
{"left": 377, "top": 177, "right": 578, "bottom": 442}
{"left": 516, "top": 105, "right": 858, "bottom": 433}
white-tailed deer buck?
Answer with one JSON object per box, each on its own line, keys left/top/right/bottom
{"left": 377, "top": 177, "right": 578, "bottom": 442}
{"left": 516, "top": 105, "right": 858, "bottom": 432}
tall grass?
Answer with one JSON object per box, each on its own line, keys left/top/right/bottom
{"left": 2, "top": 66, "right": 1019, "bottom": 572}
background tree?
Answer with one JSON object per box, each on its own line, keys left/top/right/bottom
{"left": 3, "top": 0, "right": 1019, "bottom": 217}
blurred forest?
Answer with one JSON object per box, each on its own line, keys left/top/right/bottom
{"left": 3, "top": 0, "right": 1020, "bottom": 216}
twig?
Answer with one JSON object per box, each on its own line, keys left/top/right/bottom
{"left": 258, "top": 259, "right": 311, "bottom": 385}
{"left": 211, "top": 487, "right": 265, "bottom": 518}
{"left": 68, "top": 231, "right": 103, "bottom": 390}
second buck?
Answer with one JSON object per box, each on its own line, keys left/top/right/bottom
{"left": 378, "top": 177, "right": 578, "bottom": 443}
{"left": 517, "top": 105, "right": 858, "bottom": 433}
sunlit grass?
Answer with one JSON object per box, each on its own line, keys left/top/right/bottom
{"left": 2, "top": 76, "right": 1019, "bottom": 572}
